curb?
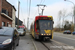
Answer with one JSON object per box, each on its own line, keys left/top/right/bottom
{"left": 32, "top": 39, "right": 38, "bottom": 50}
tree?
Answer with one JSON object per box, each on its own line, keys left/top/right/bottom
{"left": 64, "top": 20, "right": 71, "bottom": 30}
{"left": 58, "top": 10, "right": 62, "bottom": 31}
{"left": 58, "top": 9, "right": 73, "bottom": 30}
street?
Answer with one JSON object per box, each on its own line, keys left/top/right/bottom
{"left": 0, "top": 0, "right": 75, "bottom": 50}
{"left": 53, "top": 32, "right": 75, "bottom": 47}
{"left": 14, "top": 32, "right": 75, "bottom": 50}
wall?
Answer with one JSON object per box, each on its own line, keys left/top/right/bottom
{"left": 0, "top": 0, "right": 2, "bottom": 27}
{"left": 12, "top": 7, "right": 16, "bottom": 27}
{"left": 1, "top": 15, "right": 12, "bottom": 27}
{"left": 15, "top": 17, "right": 23, "bottom": 26}
{"left": 1, "top": 0, "right": 13, "bottom": 27}
{"left": 2, "top": 0, "right": 12, "bottom": 18}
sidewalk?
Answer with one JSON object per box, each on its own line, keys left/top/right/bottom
{"left": 15, "top": 33, "right": 35, "bottom": 50}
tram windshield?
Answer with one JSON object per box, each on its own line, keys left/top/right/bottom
{"left": 39, "top": 20, "right": 53, "bottom": 30}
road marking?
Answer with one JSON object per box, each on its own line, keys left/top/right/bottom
{"left": 54, "top": 35, "right": 75, "bottom": 41}
{"left": 52, "top": 39, "right": 69, "bottom": 46}
{"left": 51, "top": 40, "right": 75, "bottom": 50}
{"left": 54, "top": 32, "right": 74, "bottom": 36}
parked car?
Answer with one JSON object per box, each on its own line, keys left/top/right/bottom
{"left": 17, "top": 28, "right": 26, "bottom": 36}
{"left": 72, "top": 32, "right": 75, "bottom": 35}
{"left": 63, "top": 30, "right": 71, "bottom": 34}
{"left": 0, "top": 27, "right": 19, "bottom": 50}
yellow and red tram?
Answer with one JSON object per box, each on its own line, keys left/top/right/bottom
{"left": 30, "top": 16, "right": 54, "bottom": 40}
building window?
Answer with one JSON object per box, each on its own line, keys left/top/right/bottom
{"left": 2, "top": 22, "right": 5, "bottom": 26}
{"left": 2, "top": 9, "right": 8, "bottom": 16}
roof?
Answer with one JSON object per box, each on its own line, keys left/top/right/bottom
{"left": 12, "top": 6, "right": 16, "bottom": 11}
{"left": 35, "top": 15, "right": 53, "bottom": 21}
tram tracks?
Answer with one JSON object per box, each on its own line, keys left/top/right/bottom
{"left": 40, "top": 40, "right": 74, "bottom": 50}
{"left": 41, "top": 41, "right": 50, "bottom": 50}
{"left": 40, "top": 40, "right": 59, "bottom": 50}
{"left": 31, "top": 35, "right": 74, "bottom": 50}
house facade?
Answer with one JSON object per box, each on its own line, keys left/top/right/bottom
{"left": 12, "top": 7, "right": 16, "bottom": 27}
{"left": 0, "top": 0, "right": 16, "bottom": 27}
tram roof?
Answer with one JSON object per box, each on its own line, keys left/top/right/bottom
{"left": 35, "top": 15, "right": 53, "bottom": 21}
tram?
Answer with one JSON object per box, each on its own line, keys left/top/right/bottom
{"left": 30, "top": 16, "right": 54, "bottom": 40}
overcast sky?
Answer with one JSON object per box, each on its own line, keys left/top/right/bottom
{"left": 7, "top": 0, "right": 75, "bottom": 28}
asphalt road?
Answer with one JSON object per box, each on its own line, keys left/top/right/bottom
{"left": 32, "top": 33, "right": 75, "bottom": 50}
{"left": 14, "top": 32, "right": 75, "bottom": 50}
{"left": 53, "top": 32, "right": 75, "bottom": 47}
{"left": 33, "top": 40, "right": 48, "bottom": 50}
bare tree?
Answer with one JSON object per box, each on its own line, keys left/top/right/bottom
{"left": 58, "top": 10, "right": 62, "bottom": 31}
{"left": 58, "top": 9, "right": 73, "bottom": 31}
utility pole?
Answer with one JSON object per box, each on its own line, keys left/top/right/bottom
{"left": 24, "top": 19, "right": 25, "bottom": 25}
{"left": 37, "top": 4, "right": 46, "bottom": 15}
{"left": 58, "top": 10, "right": 62, "bottom": 31}
{"left": 18, "top": 1, "right": 20, "bottom": 27}
{"left": 27, "top": 0, "right": 31, "bottom": 30}
{"left": 27, "top": 18, "right": 29, "bottom": 30}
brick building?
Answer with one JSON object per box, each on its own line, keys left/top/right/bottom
{"left": 0, "top": 0, "right": 16, "bottom": 27}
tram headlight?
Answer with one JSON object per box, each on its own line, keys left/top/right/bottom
{"left": 41, "top": 34, "right": 43, "bottom": 35}
{"left": 47, "top": 34, "right": 48, "bottom": 35}
{"left": 49, "top": 34, "right": 51, "bottom": 35}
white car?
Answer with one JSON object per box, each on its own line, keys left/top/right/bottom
{"left": 17, "top": 29, "right": 26, "bottom": 36}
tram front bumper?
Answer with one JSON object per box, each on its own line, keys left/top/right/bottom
{"left": 39, "top": 35, "right": 52, "bottom": 39}
{"left": 35, "top": 34, "right": 52, "bottom": 39}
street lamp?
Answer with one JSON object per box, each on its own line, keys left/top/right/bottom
{"left": 64, "top": 0, "right": 75, "bottom": 31}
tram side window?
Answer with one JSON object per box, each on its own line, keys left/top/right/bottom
{"left": 36, "top": 20, "right": 39, "bottom": 29}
